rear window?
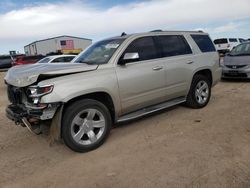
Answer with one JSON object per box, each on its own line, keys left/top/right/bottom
{"left": 214, "top": 38, "right": 228, "bottom": 44}
{"left": 229, "top": 38, "right": 237, "bottom": 42}
{"left": 155, "top": 35, "right": 192, "bottom": 57}
{"left": 191, "top": 35, "right": 216, "bottom": 52}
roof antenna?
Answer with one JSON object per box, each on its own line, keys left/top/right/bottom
{"left": 121, "top": 32, "right": 127, "bottom": 37}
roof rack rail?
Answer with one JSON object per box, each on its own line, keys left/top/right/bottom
{"left": 150, "top": 29, "right": 163, "bottom": 32}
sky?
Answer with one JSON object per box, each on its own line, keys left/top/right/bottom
{"left": 0, "top": 0, "right": 250, "bottom": 54}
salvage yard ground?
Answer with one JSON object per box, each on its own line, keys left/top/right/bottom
{"left": 0, "top": 72, "right": 250, "bottom": 188}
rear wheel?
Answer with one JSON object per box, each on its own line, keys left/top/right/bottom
{"left": 186, "top": 74, "right": 211, "bottom": 109}
{"left": 62, "top": 99, "right": 111, "bottom": 152}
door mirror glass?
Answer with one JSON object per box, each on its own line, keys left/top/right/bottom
{"left": 119, "top": 52, "right": 139, "bottom": 65}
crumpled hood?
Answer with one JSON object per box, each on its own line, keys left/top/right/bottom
{"left": 5, "top": 63, "right": 98, "bottom": 87}
{"left": 224, "top": 55, "right": 250, "bottom": 66}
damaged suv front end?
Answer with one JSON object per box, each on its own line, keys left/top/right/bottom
{"left": 5, "top": 63, "right": 98, "bottom": 135}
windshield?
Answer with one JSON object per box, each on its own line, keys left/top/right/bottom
{"left": 37, "top": 57, "right": 51, "bottom": 63}
{"left": 74, "top": 39, "right": 125, "bottom": 64}
{"left": 229, "top": 43, "right": 250, "bottom": 56}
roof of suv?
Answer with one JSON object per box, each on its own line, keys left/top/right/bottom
{"left": 107, "top": 30, "right": 207, "bottom": 40}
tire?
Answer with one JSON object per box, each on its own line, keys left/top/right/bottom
{"left": 186, "top": 74, "right": 211, "bottom": 109}
{"left": 62, "top": 99, "right": 112, "bottom": 152}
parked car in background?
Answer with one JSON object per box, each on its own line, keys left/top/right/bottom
{"left": 13, "top": 55, "right": 45, "bottom": 66}
{"left": 5, "top": 30, "right": 221, "bottom": 152}
{"left": 214, "top": 38, "right": 245, "bottom": 54}
{"left": 221, "top": 41, "right": 250, "bottom": 79}
{"left": 0, "top": 55, "right": 13, "bottom": 69}
{"left": 37, "top": 55, "right": 76, "bottom": 64}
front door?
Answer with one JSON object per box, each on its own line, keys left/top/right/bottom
{"left": 115, "top": 36, "right": 167, "bottom": 114}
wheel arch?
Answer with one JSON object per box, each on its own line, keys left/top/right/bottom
{"left": 63, "top": 91, "right": 116, "bottom": 123}
{"left": 193, "top": 68, "right": 213, "bottom": 85}
{"left": 49, "top": 91, "right": 117, "bottom": 142}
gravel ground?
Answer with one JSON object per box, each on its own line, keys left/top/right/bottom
{"left": 0, "top": 72, "right": 249, "bottom": 188}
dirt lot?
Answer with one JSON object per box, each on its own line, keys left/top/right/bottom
{"left": 0, "top": 72, "right": 250, "bottom": 188}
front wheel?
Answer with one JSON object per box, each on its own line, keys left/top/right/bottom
{"left": 186, "top": 74, "right": 211, "bottom": 109}
{"left": 62, "top": 99, "right": 111, "bottom": 152}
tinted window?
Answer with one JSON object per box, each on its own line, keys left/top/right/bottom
{"left": 64, "top": 56, "right": 75, "bottom": 62}
{"left": 214, "top": 38, "right": 228, "bottom": 44}
{"left": 123, "top": 37, "right": 159, "bottom": 62}
{"left": 191, "top": 35, "right": 216, "bottom": 52}
{"left": 52, "top": 57, "right": 66, "bottom": 63}
{"left": 155, "top": 35, "right": 192, "bottom": 57}
{"left": 229, "top": 38, "right": 237, "bottom": 42}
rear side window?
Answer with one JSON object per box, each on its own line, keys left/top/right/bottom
{"left": 191, "top": 35, "right": 216, "bottom": 52}
{"left": 155, "top": 35, "right": 192, "bottom": 57}
{"left": 214, "top": 38, "right": 228, "bottom": 44}
{"left": 123, "top": 37, "right": 159, "bottom": 62}
{"left": 229, "top": 38, "right": 237, "bottom": 42}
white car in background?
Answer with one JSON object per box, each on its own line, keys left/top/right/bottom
{"left": 214, "top": 38, "right": 246, "bottom": 54}
{"left": 37, "top": 55, "right": 76, "bottom": 64}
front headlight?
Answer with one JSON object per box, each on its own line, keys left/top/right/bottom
{"left": 27, "top": 85, "right": 54, "bottom": 104}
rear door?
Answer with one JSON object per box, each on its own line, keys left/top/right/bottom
{"left": 154, "top": 35, "right": 194, "bottom": 98}
{"left": 115, "top": 36, "right": 167, "bottom": 114}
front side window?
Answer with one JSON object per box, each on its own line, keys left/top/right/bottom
{"left": 155, "top": 35, "right": 192, "bottom": 57}
{"left": 122, "top": 37, "right": 159, "bottom": 62}
{"left": 74, "top": 39, "right": 125, "bottom": 65}
{"left": 191, "top": 35, "right": 216, "bottom": 52}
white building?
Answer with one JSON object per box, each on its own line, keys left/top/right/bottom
{"left": 24, "top": 35, "right": 92, "bottom": 55}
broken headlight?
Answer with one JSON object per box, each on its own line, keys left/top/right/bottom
{"left": 27, "top": 85, "right": 54, "bottom": 104}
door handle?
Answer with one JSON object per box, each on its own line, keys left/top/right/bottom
{"left": 152, "top": 66, "right": 163, "bottom": 71}
{"left": 186, "top": 61, "right": 194, "bottom": 64}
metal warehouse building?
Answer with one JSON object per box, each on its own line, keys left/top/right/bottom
{"left": 24, "top": 35, "right": 92, "bottom": 56}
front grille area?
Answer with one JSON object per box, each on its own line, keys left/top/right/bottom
{"left": 226, "top": 65, "right": 247, "bottom": 69}
{"left": 7, "top": 85, "right": 23, "bottom": 104}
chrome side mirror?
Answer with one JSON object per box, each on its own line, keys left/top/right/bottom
{"left": 119, "top": 52, "right": 139, "bottom": 65}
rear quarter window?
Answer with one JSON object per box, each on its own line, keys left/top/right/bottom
{"left": 191, "top": 35, "right": 216, "bottom": 52}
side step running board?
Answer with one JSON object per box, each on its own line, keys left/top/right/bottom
{"left": 117, "top": 97, "right": 186, "bottom": 123}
